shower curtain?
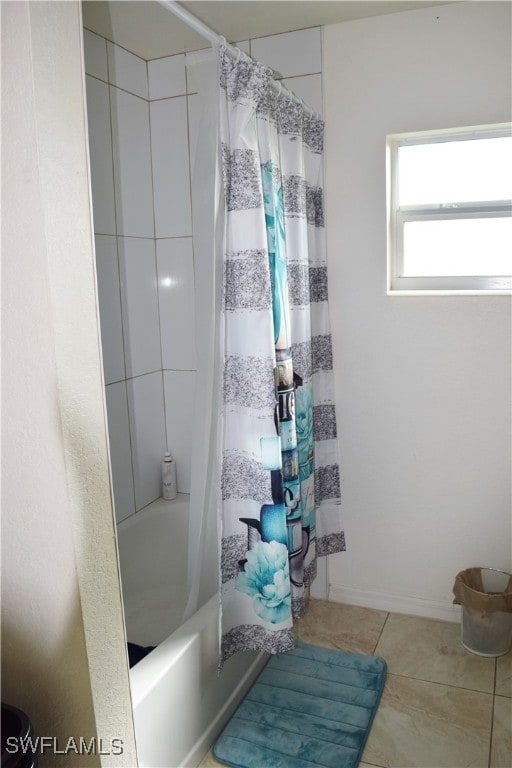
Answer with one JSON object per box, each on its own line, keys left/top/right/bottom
{"left": 216, "top": 46, "right": 345, "bottom": 664}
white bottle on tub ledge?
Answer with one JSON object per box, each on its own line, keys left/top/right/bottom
{"left": 162, "top": 451, "right": 177, "bottom": 500}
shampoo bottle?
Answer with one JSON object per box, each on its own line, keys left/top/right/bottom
{"left": 162, "top": 451, "right": 177, "bottom": 500}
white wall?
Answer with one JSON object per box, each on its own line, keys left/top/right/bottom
{"left": 84, "top": 26, "right": 324, "bottom": 525}
{"left": 2, "top": 3, "right": 136, "bottom": 765}
{"left": 324, "top": 1, "right": 512, "bottom": 619}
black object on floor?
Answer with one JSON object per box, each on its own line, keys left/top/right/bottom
{"left": 1, "top": 701, "right": 39, "bottom": 768}
{"left": 127, "top": 642, "right": 155, "bottom": 668}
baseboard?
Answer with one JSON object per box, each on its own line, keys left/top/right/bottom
{"left": 182, "top": 651, "right": 268, "bottom": 767}
{"left": 328, "top": 585, "right": 462, "bottom": 623}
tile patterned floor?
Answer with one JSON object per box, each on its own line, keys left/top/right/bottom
{"left": 199, "top": 599, "right": 512, "bottom": 768}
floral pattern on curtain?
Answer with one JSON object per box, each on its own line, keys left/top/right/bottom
{"left": 218, "top": 46, "right": 345, "bottom": 664}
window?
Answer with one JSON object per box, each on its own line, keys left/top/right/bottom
{"left": 387, "top": 124, "right": 512, "bottom": 294}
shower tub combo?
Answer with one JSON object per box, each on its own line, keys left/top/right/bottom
{"left": 117, "top": 495, "right": 267, "bottom": 767}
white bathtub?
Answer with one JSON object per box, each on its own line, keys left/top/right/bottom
{"left": 117, "top": 496, "right": 267, "bottom": 768}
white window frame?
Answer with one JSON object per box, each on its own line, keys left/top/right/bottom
{"left": 387, "top": 124, "right": 512, "bottom": 295}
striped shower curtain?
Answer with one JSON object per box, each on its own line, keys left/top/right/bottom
{"left": 217, "top": 46, "right": 345, "bottom": 664}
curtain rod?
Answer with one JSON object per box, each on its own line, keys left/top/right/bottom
{"left": 156, "top": 0, "right": 321, "bottom": 117}
{"left": 156, "top": 0, "right": 223, "bottom": 47}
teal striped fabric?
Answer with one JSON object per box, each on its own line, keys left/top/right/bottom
{"left": 213, "top": 642, "right": 386, "bottom": 768}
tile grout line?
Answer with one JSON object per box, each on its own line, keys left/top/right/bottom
{"left": 367, "top": 609, "right": 499, "bottom": 695}
{"left": 487, "top": 695, "right": 495, "bottom": 768}
{"left": 184, "top": 59, "right": 199, "bottom": 392}
{"left": 84, "top": 27, "right": 147, "bottom": 64}
{"left": 104, "top": 34, "right": 138, "bottom": 521}
{"left": 105, "top": 367, "right": 198, "bottom": 388}
{"left": 372, "top": 612, "right": 390, "bottom": 656}
{"left": 85, "top": 71, "right": 149, "bottom": 102}
{"left": 145, "top": 55, "right": 171, "bottom": 466}
{"left": 94, "top": 233, "right": 193, "bottom": 240}
{"left": 487, "top": 657, "right": 497, "bottom": 768}
{"left": 383, "top": 669, "right": 497, "bottom": 696}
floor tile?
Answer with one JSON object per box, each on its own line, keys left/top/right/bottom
{"left": 198, "top": 749, "right": 221, "bottom": 766}
{"left": 375, "top": 613, "right": 495, "bottom": 692}
{"left": 198, "top": 604, "right": 503, "bottom": 768}
{"left": 490, "top": 695, "right": 512, "bottom": 767}
{"left": 199, "top": 746, "right": 385, "bottom": 766}
{"left": 362, "top": 673, "right": 493, "bottom": 768}
{"left": 495, "top": 650, "right": 512, "bottom": 697}
{"left": 296, "top": 598, "right": 388, "bottom": 655}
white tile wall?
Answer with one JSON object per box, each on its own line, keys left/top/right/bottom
{"left": 148, "top": 54, "right": 186, "bottom": 100}
{"left": 234, "top": 40, "right": 251, "bottom": 55}
{"left": 185, "top": 42, "right": 248, "bottom": 96}
{"left": 105, "top": 381, "right": 136, "bottom": 522}
{"left": 85, "top": 76, "right": 116, "bottom": 235}
{"left": 186, "top": 94, "right": 200, "bottom": 176}
{"left": 163, "top": 371, "right": 196, "bottom": 493}
{"left": 251, "top": 27, "right": 322, "bottom": 78}
{"left": 83, "top": 29, "right": 108, "bottom": 81}
{"left": 127, "top": 372, "right": 167, "bottom": 510}
{"left": 282, "top": 74, "right": 323, "bottom": 115}
{"left": 94, "top": 235, "right": 125, "bottom": 384}
{"left": 150, "top": 96, "right": 192, "bottom": 238}
{"left": 118, "top": 237, "right": 162, "bottom": 378}
{"left": 107, "top": 41, "right": 148, "bottom": 99}
{"left": 110, "top": 86, "right": 154, "bottom": 237}
{"left": 185, "top": 50, "right": 205, "bottom": 94}
{"left": 157, "top": 238, "right": 196, "bottom": 371}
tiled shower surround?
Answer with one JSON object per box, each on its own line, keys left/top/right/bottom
{"left": 83, "top": 26, "right": 323, "bottom": 523}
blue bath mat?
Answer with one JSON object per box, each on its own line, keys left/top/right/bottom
{"left": 213, "top": 641, "right": 386, "bottom": 768}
